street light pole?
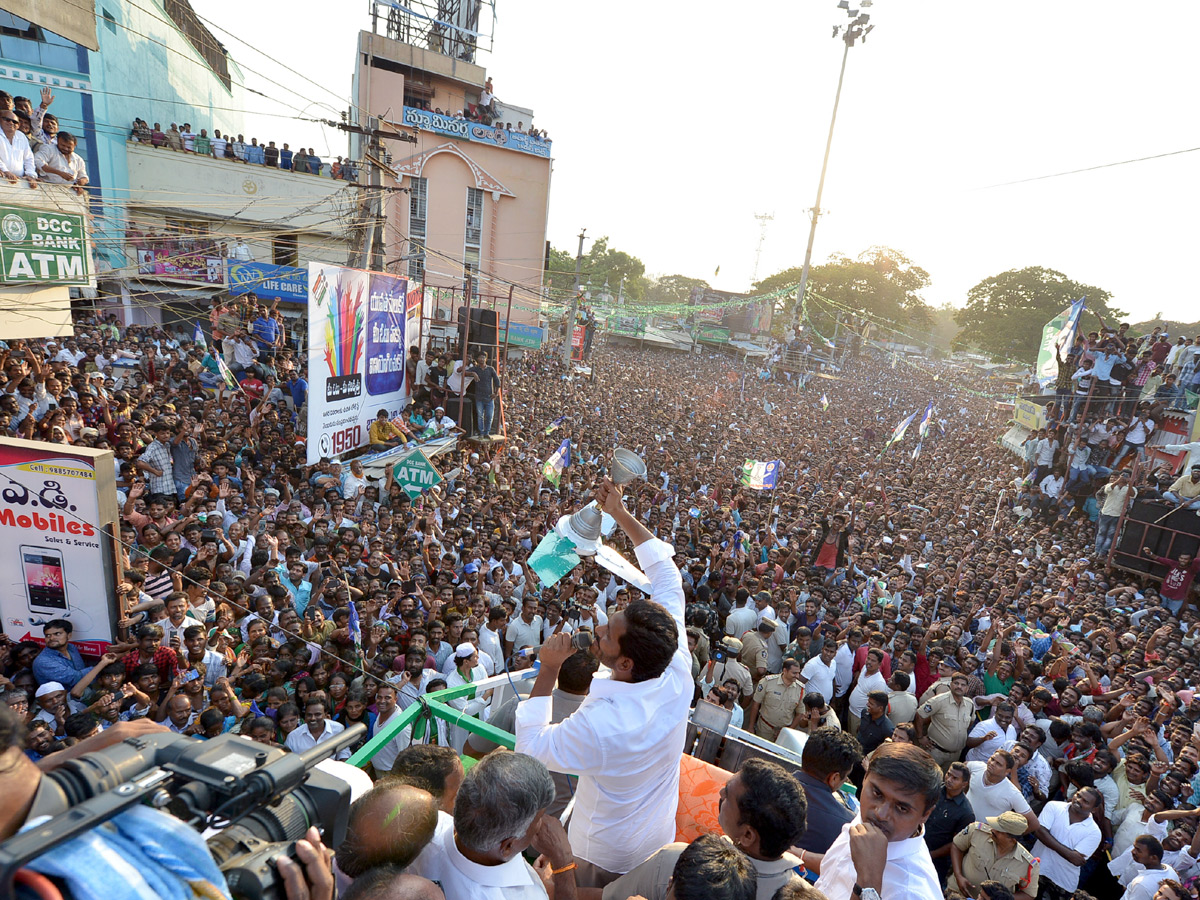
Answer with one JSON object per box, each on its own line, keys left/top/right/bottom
{"left": 793, "top": 10, "right": 872, "bottom": 332}
{"left": 562, "top": 228, "right": 586, "bottom": 363}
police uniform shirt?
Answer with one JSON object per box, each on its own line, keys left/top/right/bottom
{"left": 952, "top": 822, "right": 1040, "bottom": 897}
{"left": 740, "top": 632, "right": 769, "bottom": 673}
{"left": 919, "top": 691, "right": 975, "bottom": 753}
{"left": 710, "top": 657, "right": 754, "bottom": 698}
{"left": 752, "top": 674, "right": 804, "bottom": 729}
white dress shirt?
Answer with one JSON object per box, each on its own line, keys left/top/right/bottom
{"left": 284, "top": 718, "right": 351, "bottom": 760}
{"left": 965, "top": 717, "right": 1019, "bottom": 763}
{"left": 799, "top": 655, "right": 837, "bottom": 703}
{"left": 1032, "top": 800, "right": 1102, "bottom": 892}
{"left": 34, "top": 144, "right": 87, "bottom": 184}
{"left": 368, "top": 705, "right": 413, "bottom": 774}
{"left": 515, "top": 538, "right": 691, "bottom": 875}
{"left": 0, "top": 129, "right": 35, "bottom": 177}
{"left": 479, "top": 624, "right": 504, "bottom": 668}
{"left": 815, "top": 814, "right": 943, "bottom": 900}
{"left": 410, "top": 819, "right": 547, "bottom": 900}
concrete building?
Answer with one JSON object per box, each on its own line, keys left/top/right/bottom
{"left": 349, "top": 2, "right": 552, "bottom": 338}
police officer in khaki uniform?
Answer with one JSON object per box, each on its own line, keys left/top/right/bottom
{"left": 916, "top": 672, "right": 975, "bottom": 769}
{"left": 951, "top": 811, "right": 1040, "bottom": 899}
{"left": 746, "top": 658, "right": 804, "bottom": 741}
{"left": 739, "top": 620, "right": 772, "bottom": 683}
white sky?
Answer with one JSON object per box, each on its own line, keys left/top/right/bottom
{"left": 191, "top": 0, "right": 1200, "bottom": 323}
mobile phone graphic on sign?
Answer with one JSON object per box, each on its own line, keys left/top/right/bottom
{"left": 21, "top": 545, "right": 68, "bottom": 617}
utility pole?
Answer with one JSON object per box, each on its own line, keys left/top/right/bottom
{"left": 356, "top": 117, "right": 384, "bottom": 270}
{"left": 751, "top": 212, "right": 774, "bottom": 284}
{"left": 793, "top": 8, "right": 873, "bottom": 329}
{"left": 562, "top": 228, "right": 586, "bottom": 363}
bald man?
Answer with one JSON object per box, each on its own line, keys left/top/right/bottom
{"left": 335, "top": 783, "right": 439, "bottom": 894}
{"left": 343, "top": 868, "right": 445, "bottom": 900}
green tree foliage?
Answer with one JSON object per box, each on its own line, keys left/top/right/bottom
{"left": 645, "top": 274, "right": 710, "bottom": 309}
{"left": 545, "top": 237, "right": 649, "bottom": 302}
{"left": 954, "top": 266, "right": 1124, "bottom": 361}
{"left": 751, "top": 247, "right": 934, "bottom": 336}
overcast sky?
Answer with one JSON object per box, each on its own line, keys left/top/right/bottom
{"left": 192, "top": 0, "right": 1200, "bottom": 324}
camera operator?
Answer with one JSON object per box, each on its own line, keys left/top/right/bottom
{"left": 0, "top": 706, "right": 337, "bottom": 900}
{"left": 700, "top": 637, "right": 754, "bottom": 704}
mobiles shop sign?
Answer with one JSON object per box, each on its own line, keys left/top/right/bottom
{"left": 0, "top": 205, "right": 89, "bottom": 285}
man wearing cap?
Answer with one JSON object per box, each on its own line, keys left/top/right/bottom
{"left": 951, "top": 812, "right": 1040, "bottom": 900}
{"left": 701, "top": 637, "right": 754, "bottom": 701}
{"left": 746, "top": 658, "right": 805, "bottom": 742}
{"left": 445, "top": 643, "right": 490, "bottom": 752}
{"left": 739, "top": 619, "right": 773, "bottom": 683}
{"left": 916, "top": 672, "right": 975, "bottom": 769}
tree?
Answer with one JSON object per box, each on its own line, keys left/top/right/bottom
{"left": 954, "top": 266, "right": 1124, "bottom": 362}
{"left": 545, "top": 236, "right": 649, "bottom": 303}
{"left": 751, "top": 246, "right": 934, "bottom": 339}
{"left": 645, "top": 274, "right": 710, "bottom": 309}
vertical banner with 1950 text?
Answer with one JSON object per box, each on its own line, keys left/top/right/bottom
{"left": 307, "top": 263, "right": 409, "bottom": 463}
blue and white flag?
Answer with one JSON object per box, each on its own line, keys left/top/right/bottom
{"left": 192, "top": 322, "right": 206, "bottom": 348}
{"left": 881, "top": 411, "right": 918, "bottom": 457}
{"left": 917, "top": 401, "right": 934, "bottom": 440}
{"left": 740, "top": 459, "right": 781, "bottom": 491}
{"left": 543, "top": 438, "right": 571, "bottom": 486}
{"left": 1036, "top": 297, "right": 1086, "bottom": 388}
{"left": 347, "top": 600, "right": 362, "bottom": 654}
{"left": 821, "top": 393, "right": 830, "bottom": 411}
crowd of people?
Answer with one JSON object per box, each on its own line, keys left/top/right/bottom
{"left": 129, "top": 115, "right": 357, "bottom": 180}
{"left": 410, "top": 76, "right": 552, "bottom": 143}
{"left": 1, "top": 306, "right": 1199, "bottom": 900}
{"left": 0, "top": 88, "right": 90, "bottom": 192}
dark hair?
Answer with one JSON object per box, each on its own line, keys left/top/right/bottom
{"left": 803, "top": 692, "right": 826, "bottom": 709}
{"left": 736, "top": 759, "right": 807, "bottom": 858}
{"left": 1023, "top": 725, "right": 1046, "bottom": 746}
{"left": 1134, "top": 835, "right": 1164, "bottom": 861}
{"left": 391, "top": 745, "right": 461, "bottom": 805}
{"left": 618, "top": 599, "right": 679, "bottom": 683}
{"left": 44, "top": 618, "right": 73, "bottom": 634}
{"left": 557, "top": 649, "right": 599, "bottom": 694}
{"left": 0, "top": 703, "right": 25, "bottom": 753}
{"left": 865, "top": 742, "right": 943, "bottom": 812}
{"left": 867, "top": 690, "right": 889, "bottom": 709}
{"left": 801, "top": 726, "right": 863, "bottom": 781}
{"left": 890, "top": 671, "right": 910, "bottom": 690}
{"left": 670, "top": 832, "right": 757, "bottom": 900}
{"left": 979, "top": 882, "right": 1015, "bottom": 900}
{"left": 183, "top": 625, "right": 205, "bottom": 641}
{"left": 770, "top": 878, "right": 825, "bottom": 900}
{"left": 199, "top": 708, "right": 224, "bottom": 732}
{"left": 1064, "top": 759, "right": 1095, "bottom": 788}
{"left": 64, "top": 711, "right": 99, "bottom": 740}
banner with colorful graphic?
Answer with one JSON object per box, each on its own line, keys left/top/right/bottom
{"left": 307, "top": 263, "right": 409, "bottom": 464}
{"left": 740, "top": 459, "right": 781, "bottom": 491}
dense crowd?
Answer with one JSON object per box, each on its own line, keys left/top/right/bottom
{"left": 1, "top": 307, "right": 1199, "bottom": 900}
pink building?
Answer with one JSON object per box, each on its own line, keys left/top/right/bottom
{"left": 351, "top": 8, "right": 551, "bottom": 339}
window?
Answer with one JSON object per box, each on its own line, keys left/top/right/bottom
{"left": 102, "top": 9, "right": 118, "bottom": 33}
{"left": 273, "top": 233, "right": 298, "bottom": 267}
{"left": 463, "top": 247, "right": 479, "bottom": 298}
{"left": 0, "top": 14, "right": 80, "bottom": 70}
{"left": 465, "top": 187, "right": 483, "bottom": 248}
{"left": 408, "top": 176, "right": 427, "bottom": 281}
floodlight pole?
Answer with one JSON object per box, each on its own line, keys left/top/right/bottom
{"left": 794, "top": 32, "right": 854, "bottom": 331}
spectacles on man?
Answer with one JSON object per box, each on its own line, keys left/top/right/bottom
{"left": 0, "top": 117, "right": 17, "bottom": 124}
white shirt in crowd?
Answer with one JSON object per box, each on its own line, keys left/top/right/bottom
{"left": 411, "top": 821, "right": 547, "bottom": 899}
{"left": 283, "top": 718, "right": 351, "bottom": 760}
{"left": 1031, "top": 800, "right": 1102, "bottom": 893}
{"left": 965, "top": 717, "right": 1019, "bottom": 763}
{"left": 815, "top": 814, "right": 942, "bottom": 900}
{"left": 965, "top": 760, "right": 1032, "bottom": 822}
{"left": 0, "top": 128, "right": 36, "bottom": 177}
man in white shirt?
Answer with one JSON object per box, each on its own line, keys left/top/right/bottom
{"left": 284, "top": 698, "right": 351, "bottom": 760}
{"left": 725, "top": 592, "right": 758, "bottom": 638}
{"left": 966, "top": 751, "right": 1037, "bottom": 829}
{"left": 34, "top": 131, "right": 88, "bottom": 193}
{"left": 515, "top": 478, "right": 692, "bottom": 887}
{"left": 1113, "top": 836, "right": 1179, "bottom": 900}
{"left": 366, "top": 682, "right": 412, "bottom": 776}
{"left": 799, "top": 640, "right": 838, "bottom": 704}
{"left": 0, "top": 109, "right": 38, "bottom": 187}
{"left": 410, "top": 750, "right": 576, "bottom": 900}
{"left": 815, "top": 742, "right": 945, "bottom": 900}
{"left": 966, "top": 703, "right": 1019, "bottom": 763}
{"left": 504, "top": 596, "right": 543, "bottom": 660}
{"left": 848, "top": 648, "right": 888, "bottom": 733}
{"left": 1032, "top": 789, "right": 1103, "bottom": 896}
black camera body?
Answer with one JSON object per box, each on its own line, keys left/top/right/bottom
{"left": 712, "top": 639, "right": 734, "bottom": 663}
{"left": 0, "top": 725, "right": 363, "bottom": 900}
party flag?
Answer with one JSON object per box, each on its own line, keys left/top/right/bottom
{"left": 881, "top": 411, "right": 918, "bottom": 457}
{"left": 740, "top": 459, "right": 780, "bottom": 491}
{"left": 347, "top": 599, "right": 362, "bottom": 654}
{"left": 917, "top": 401, "right": 935, "bottom": 439}
{"left": 217, "top": 356, "right": 239, "bottom": 392}
{"left": 820, "top": 393, "right": 830, "bottom": 411}
{"left": 545, "top": 415, "right": 567, "bottom": 435}
{"left": 543, "top": 438, "right": 571, "bottom": 486}
{"left": 192, "top": 322, "right": 206, "bottom": 348}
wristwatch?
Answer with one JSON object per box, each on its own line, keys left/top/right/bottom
{"left": 854, "top": 885, "right": 881, "bottom": 900}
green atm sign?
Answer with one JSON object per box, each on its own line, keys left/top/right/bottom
{"left": 0, "top": 205, "right": 89, "bottom": 285}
